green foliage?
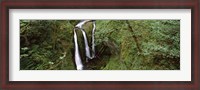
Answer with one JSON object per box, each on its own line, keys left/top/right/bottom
{"left": 20, "top": 20, "right": 74, "bottom": 70}
{"left": 95, "top": 20, "right": 180, "bottom": 70}
{"left": 20, "top": 20, "right": 180, "bottom": 70}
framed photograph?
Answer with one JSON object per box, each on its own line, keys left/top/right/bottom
{"left": 1, "top": 0, "right": 199, "bottom": 89}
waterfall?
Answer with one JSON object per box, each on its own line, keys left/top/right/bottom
{"left": 80, "top": 29, "right": 92, "bottom": 62}
{"left": 91, "top": 21, "right": 96, "bottom": 58}
{"left": 73, "top": 20, "right": 96, "bottom": 70}
{"left": 73, "top": 29, "right": 83, "bottom": 70}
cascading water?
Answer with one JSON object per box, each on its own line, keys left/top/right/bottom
{"left": 80, "top": 29, "right": 92, "bottom": 61}
{"left": 91, "top": 21, "right": 96, "bottom": 58}
{"left": 73, "top": 20, "right": 96, "bottom": 70}
{"left": 73, "top": 29, "right": 84, "bottom": 70}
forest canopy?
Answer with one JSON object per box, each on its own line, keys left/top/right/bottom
{"left": 20, "top": 20, "right": 180, "bottom": 70}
